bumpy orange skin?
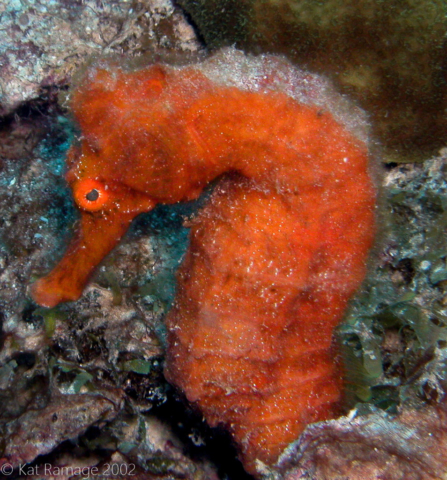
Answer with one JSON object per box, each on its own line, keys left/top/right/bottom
{"left": 30, "top": 53, "right": 376, "bottom": 476}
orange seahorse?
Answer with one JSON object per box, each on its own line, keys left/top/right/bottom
{"left": 30, "top": 49, "right": 376, "bottom": 477}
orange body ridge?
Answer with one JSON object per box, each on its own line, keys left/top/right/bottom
{"left": 30, "top": 49, "right": 376, "bottom": 476}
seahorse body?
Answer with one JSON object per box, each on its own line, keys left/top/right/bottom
{"left": 30, "top": 49, "right": 376, "bottom": 476}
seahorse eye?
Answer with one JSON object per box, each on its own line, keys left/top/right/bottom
{"left": 86, "top": 189, "right": 99, "bottom": 202}
{"left": 73, "top": 179, "right": 110, "bottom": 212}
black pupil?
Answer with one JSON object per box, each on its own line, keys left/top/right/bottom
{"left": 86, "top": 189, "right": 99, "bottom": 202}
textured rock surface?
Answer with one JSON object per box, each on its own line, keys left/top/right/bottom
{"left": 279, "top": 401, "right": 447, "bottom": 480}
{"left": 0, "top": 0, "right": 200, "bottom": 116}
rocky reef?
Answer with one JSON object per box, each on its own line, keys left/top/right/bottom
{"left": 1, "top": 1, "right": 447, "bottom": 479}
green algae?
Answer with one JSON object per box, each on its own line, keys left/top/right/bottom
{"left": 342, "top": 156, "right": 447, "bottom": 410}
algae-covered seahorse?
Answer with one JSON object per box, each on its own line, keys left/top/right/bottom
{"left": 30, "top": 49, "right": 376, "bottom": 477}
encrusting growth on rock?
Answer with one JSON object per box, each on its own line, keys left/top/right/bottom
{"left": 30, "top": 49, "right": 376, "bottom": 477}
